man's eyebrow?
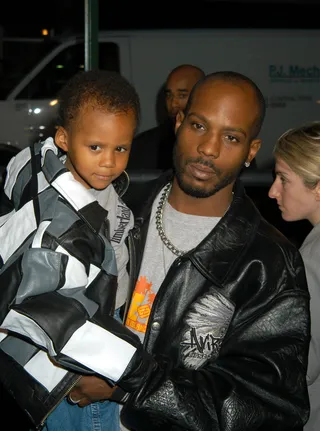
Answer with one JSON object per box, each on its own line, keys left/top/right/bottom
{"left": 165, "top": 89, "right": 189, "bottom": 94}
{"left": 187, "top": 112, "right": 207, "bottom": 122}
{"left": 224, "top": 127, "right": 247, "bottom": 138}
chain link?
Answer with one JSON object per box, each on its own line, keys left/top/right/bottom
{"left": 155, "top": 182, "right": 186, "bottom": 257}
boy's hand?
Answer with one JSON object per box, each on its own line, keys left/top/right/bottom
{"left": 68, "top": 375, "right": 117, "bottom": 407}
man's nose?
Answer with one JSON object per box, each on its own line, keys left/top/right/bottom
{"left": 172, "top": 96, "right": 180, "bottom": 108}
{"left": 198, "top": 134, "right": 220, "bottom": 159}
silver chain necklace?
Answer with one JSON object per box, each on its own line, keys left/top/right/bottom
{"left": 155, "top": 182, "right": 186, "bottom": 257}
{"left": 155, "top": 181, "right": 233, "bottom": 257}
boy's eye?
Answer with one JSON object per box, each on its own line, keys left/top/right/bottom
{"left": 116, "top": 147, "right": 127, "bottom": 153}
{"left": 90, "top": 145, "right": 101, "bottom": 151}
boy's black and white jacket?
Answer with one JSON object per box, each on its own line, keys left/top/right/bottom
{"left": 0, "top": 138, "right": 139, "bottom": 429}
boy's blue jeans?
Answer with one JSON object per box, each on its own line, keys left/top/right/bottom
{"left": 42, "top": 398, "right": 119, "bottom": 431}
{"left": 42, "top": 308, "right": 122, "bottom": 431}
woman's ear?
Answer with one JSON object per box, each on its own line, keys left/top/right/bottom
{"left": 315, "top": 181, "right": 320, "bottom": 201}
{"left": 55, "top": 126, "right": 69, "bottom": 152}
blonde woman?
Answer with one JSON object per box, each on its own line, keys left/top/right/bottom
{"left": 269, "top": 121, "right": 320, "bottom": 431}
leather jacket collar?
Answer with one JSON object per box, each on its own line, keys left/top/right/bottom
{"left": 133, "top": 171, "right": 261, "bottom": 287}
{"left": 113, "top": 171, "right": 130, "bottom": 197}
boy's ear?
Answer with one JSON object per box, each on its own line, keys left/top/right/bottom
{"left": 55, "top": 126, "right": 69, "bottom": 152}
{"left": 175, "top": 110, "right": 185, "bottom": 133}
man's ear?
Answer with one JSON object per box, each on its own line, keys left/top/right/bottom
{"left": 55, "top": 126, "right": 69, "bottom": 152}
{"left": 175, "top": 110, "right": 185, "bottom": 134}
{"left": 247, "top": 139, "right": 262, "bottom": 163}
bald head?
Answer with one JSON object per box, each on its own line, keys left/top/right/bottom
{"left": 165, "top": 64, "right": 205, "bottom": 121}
{"left": 185, "top": 71, "right": 266, "bottom": 139}
{"left": 167, "top": 64, "right": 205, "bottom": 82}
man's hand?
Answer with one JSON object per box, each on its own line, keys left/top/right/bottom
{"left": 68, "top": 375, "right": 117, "bottom": 407}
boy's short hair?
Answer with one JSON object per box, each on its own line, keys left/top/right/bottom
{"left": 57, "top": 69, "right": 141, "bottom": 130}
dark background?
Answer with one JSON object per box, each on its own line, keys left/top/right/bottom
{"left": 1, "top": 0, "right": 320, "bottom": 38}
{"left": 0, "top": 0, "right": 316, "bottom": 248}
{"left": 0, "top": 1, "right": 317, "bottom": 427}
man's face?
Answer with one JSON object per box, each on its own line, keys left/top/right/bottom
{"left": 165, "top": 70, "right": 202, "bottom": 122}
{"left": 55, "top": 106, "right": 136, "bottom": 190}
{"left": 173, "top": 80, "right": 261, "bottom": 198}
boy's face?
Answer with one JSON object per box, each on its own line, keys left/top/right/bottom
{"left": 55, "top": 106, "right": 136, "bottom": 190}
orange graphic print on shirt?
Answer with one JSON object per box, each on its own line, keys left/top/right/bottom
{"left": 126, "top": 275, "right": 156, "bottom": 334}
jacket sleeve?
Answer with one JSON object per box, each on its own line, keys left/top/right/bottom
{"left": 0, "top": 212, "right": 142, "bottom": 384}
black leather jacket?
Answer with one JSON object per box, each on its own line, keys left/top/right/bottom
{"left": 120, "top": 171, "right": 311, "bottom": 431}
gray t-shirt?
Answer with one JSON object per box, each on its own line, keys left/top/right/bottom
{"left": 91, "top": 185, "right": 134, "bottom": 309}
{"left": 125, "top": 186, "right": 220, "bottom": 342}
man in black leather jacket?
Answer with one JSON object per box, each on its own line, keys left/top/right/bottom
{"left": 68, "top": 71, "right": 311, "bottom": 431}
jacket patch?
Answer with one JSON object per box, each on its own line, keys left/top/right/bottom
{"left": 180, "top": 291, "right": 235, "bottom": 369}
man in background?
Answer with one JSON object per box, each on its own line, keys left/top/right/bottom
{"left": 127, "top": 64, "right": 205, "bottom": 170}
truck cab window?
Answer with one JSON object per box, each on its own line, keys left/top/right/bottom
{"left": 0, "top": 39, "right": 59, "bottom": 100}
{"left": 16, "top": 42, "right": 120, "bottom": 100}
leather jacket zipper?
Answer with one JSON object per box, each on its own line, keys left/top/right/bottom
{"left": 123, "top": 229, "right": 138, "bottom": 322}
{"left": 37, "top": 374, "right": 82, "bottom": 429}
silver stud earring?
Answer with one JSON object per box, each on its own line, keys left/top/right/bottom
{"left": 245, "top": 161, "right": 250, "bottom": 168}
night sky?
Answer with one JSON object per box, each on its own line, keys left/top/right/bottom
{"left": 1, "top": 0, "right": 320, "bottom": 39}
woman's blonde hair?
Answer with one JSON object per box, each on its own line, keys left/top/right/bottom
{"left": 274, "top": 121, "right": 320, "bottom": 189}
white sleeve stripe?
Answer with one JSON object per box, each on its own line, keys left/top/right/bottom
{"left": 55, "top": 245, "right": 88, "bottom": 289}
{"left": 24, "top": 350, "right": 68, "bottom": 391}
{"left": 88, "top": 263, "right": 100, "bottom": 286}
{"left": 62, "top": 321, "right": 136, "bottom": 382}
{"left": 32, "top": 221, "right": 51, "bottom": 248}
{"left": 0, "top": 331, "right": 7, "bottom": 342}
{"left": 1, "top": 310, "right": 56, "bottom": 356}
{"left": 1, "top": 310, "right": 135, "bottom": 382}
{"left": 0, "top": 200, "right": 37, "bottom": 264}
{"left": 0, "top": 209, "right": 15, "bottom": 228}
{"left": 52, "top": 172, "right": 95, "bottom": 211}
{"left": 37, "top": 170, "right": 50, "bottom": 194}
{"left": 4, "top": 148, "right": 31, "bottom": 199}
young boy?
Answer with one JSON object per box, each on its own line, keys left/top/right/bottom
{"left": 0, "top": 70, "right": 140, "bottom": 431}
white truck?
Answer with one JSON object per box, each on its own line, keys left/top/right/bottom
{"left": 1, "top": 28, "right": 320, "bottom": 168}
